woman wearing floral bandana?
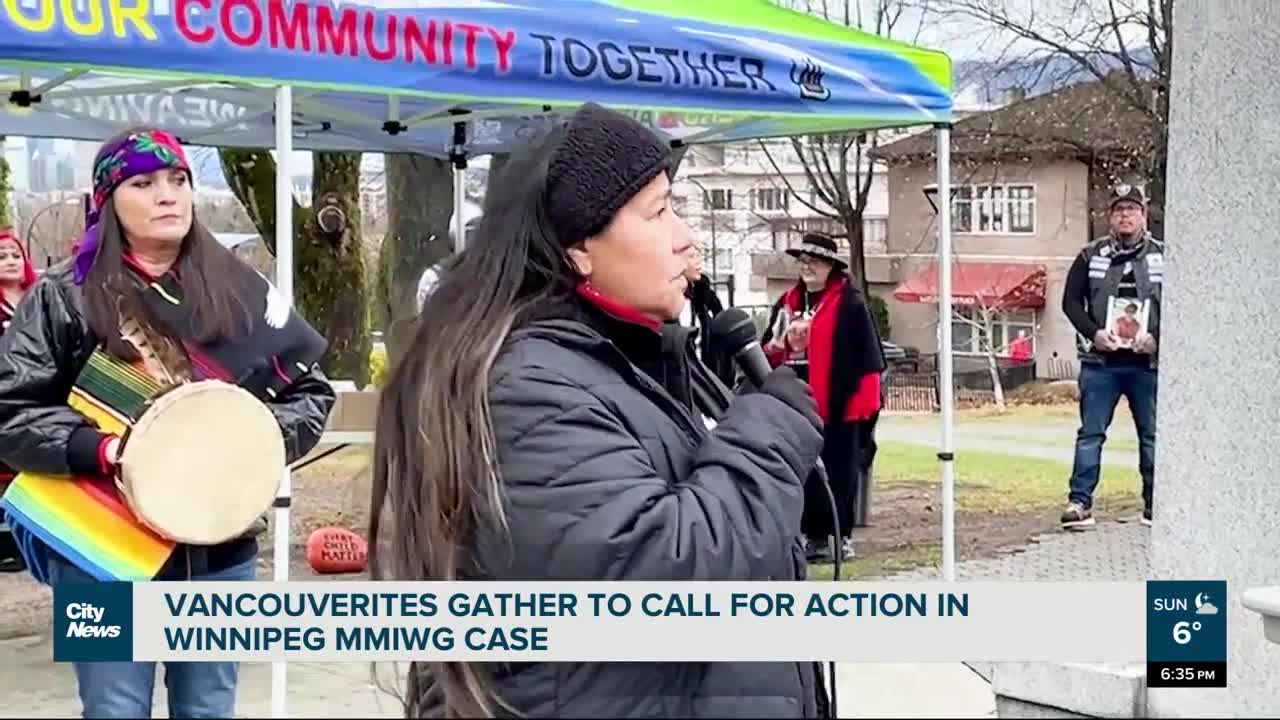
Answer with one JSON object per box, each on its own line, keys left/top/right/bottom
{"left": 0, "top": 128, "right": 336, "bottom": 718}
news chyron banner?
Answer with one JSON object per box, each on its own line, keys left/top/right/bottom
{"left": 51, "top": 580, "right": 1223, "bottom": 681}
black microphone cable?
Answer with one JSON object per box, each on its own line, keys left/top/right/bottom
{"left": 816, "top": 461, "right": 841, "bottom": 719}
{"left": 707, "top": 308, "right": 842, "bottom": 719}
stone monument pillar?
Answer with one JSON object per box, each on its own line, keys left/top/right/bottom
{"left": 1151, "top": 1, "right": 1280, "bottom": 716}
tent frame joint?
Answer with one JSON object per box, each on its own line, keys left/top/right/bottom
{"left": 8, "top": 89, "right": 39, "bottom": 107}
{"left": 382, "top": 120, "right": 408, "bottom": 136}
{"left": 450, "top": 120, "right": 468, "bottom": 169}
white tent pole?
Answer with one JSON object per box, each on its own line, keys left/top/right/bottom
{"left": 936, "top": 125, "right": 956, "bottom": 582}
{"left": 453, "top": 164, "right": 466, "bottom": 250}
{"left": 271, "top": 84, "right": 294, "bottom": 720}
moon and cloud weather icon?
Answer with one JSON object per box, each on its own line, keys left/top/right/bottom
{"left": 1195, "top": 593, "right": 1219, "bottom": 615}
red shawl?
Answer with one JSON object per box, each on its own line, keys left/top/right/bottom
{"left": 766, "top": 275, "right": 881, "bottom": 424}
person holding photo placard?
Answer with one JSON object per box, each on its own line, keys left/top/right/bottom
{"left": 1060, "top": 184, "right": 1163, "bottom": 530}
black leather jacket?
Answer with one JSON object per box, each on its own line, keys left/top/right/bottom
{"left": 0, "top": 260, "right": 336, "bottom": 577}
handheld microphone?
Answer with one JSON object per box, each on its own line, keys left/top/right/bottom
{"left": 708, "top": 308, "right": 773, "bottom": 387}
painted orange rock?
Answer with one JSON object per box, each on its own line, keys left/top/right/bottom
{"left": 306, "top": 526, "right": 368, "bottom": 574}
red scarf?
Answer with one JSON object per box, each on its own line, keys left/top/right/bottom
{"left": 575, "top": 281, "right": 662, "bottom": 331}
{"left": 775, "top": 275, "right": 880, "bottom": 424}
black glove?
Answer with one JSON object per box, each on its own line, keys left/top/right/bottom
{"left": 757, "top": 365, "right": 823, "bottom": 433}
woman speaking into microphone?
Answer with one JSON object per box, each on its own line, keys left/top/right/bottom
{"left": 372, "top": 103, "right": 829, "bottom": 719}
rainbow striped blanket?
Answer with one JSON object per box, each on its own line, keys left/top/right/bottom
{"left": 0, "top": 351, "right": 177, "bottom": 582}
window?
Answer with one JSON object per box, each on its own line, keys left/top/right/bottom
{"left": 692, "top": 145, "right": 725, "bottom": 166}
{"left": 951, "top": 308, "right": 1037, "bottom": 356}
{"left": 752, "top": 187, "right": 788, "bottom": 211}
{"left": 809, "top": 189, "right": 833, "bottom": 213}
{"left": 975, "top": 186, "right": 1004, "bottom": 233}
{"left": 863, "top": 217, "right": 888, "bottom": 249}
{"left": 705, "top": 248, "right": 733, "bottom": 276}
{"left": 769, "top": 219, "right": 792, "bottom": 250}
{"left": 775, "top": 217, "right": 844, "bottom": 249}
{"left": 705, "top": 188, "right": 733, "bottom": 211}
{"left": 1006, "top": 185, "right": 1035, "bottom": 233}
{"left": 946, "top": 183, "right": 1035, "bottom": 235}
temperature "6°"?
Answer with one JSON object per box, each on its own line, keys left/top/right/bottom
{"left": 1173, "top": 621, "right": 1202, "bottom": 644}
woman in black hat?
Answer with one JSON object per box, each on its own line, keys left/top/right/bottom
{"left": 371, "top": 103, "right": 830, "bottom": 718}
{"left": 762, "top": 233, "right": 886, "bottom": 563}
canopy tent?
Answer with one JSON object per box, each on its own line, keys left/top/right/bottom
{"left": 0, "top": 0, "right": 951, "bottom": 152}
{"left": 0, "top": 1, "right": 959, "bottom": 714}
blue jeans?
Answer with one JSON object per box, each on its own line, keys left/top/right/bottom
{"left": 47, "top": 553, "right": 257, "bottom": 719}
{"left": 1068, "top": 362, "right": 1157, "bottom": 510}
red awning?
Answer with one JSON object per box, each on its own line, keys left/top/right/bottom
{"left": 893, "top": 261, "right": 1047, "bottom": 308}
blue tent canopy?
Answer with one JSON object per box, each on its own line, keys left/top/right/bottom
{"left": 0, "top": 0, "right": 952, "bottom": 155}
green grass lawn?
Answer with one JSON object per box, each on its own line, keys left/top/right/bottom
{"left": 889, "top": 404, "right": 1142, "bottom": 452}
{"left": 873, "top": 441, "right": 1144, "bottom": 515}
{"left": 808, "top": 543, "right": 941, "bottom": 581}
{"left": 806, "top": 440, "right": 1143, "bottom": 579}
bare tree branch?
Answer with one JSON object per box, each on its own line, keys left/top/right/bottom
{"left": 917, "top": 0, "right": 1171, "bottom": 211}
{"left": 756, "top": 140, "right": 834, "bottom": 218}
{"left": 925, "top": 0, "right": 1152, "bottom": 116}
{"left": 765, "top": 0, "right": 931, "bottom": 292}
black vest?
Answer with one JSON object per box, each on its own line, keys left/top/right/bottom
{"left": 1076, "top": 233, "right": 1165, "bottom": 367}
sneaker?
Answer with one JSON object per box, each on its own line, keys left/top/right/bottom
{"left": 1141, "top": 507, "right": 1152, "bottom": 527}
{"left": 805, "top": 537, "right": 832, "bottom": 563}
{"left": 841, "top": 536, "right": 856, "bottom": 561}
{"left": 1061, "top": 502, "right": 1096, "bottom": 530}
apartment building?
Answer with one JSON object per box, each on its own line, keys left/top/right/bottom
{"left": 671, "top": 138, "right": 890, "bottom": 310}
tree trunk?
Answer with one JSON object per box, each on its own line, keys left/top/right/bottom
{"left": 377, "top": 153, "right": 455, "bottom": 366}
{"left": 981, "top": 312, "right": 1006, "bottom": 410}
{"left": 987, "top": 350, "right": 1006, "bottom": 410}
{"left": 218, "top": 149, "right": 371, "bottom": 386}
{"left": 1148, "top": 106, "right": 1170, "bottom": 235}
{"left": 843, "top": 214, "right": 869, "bottom": 297}
{"left": 218, "top": 149, "right": 290, "bottom": 255}
{"left": 301, "top": 152, "right": 371, "bottom": 387}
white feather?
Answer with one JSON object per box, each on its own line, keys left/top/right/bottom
{"left": 260, "top": 273, "right": 290, "bottom": 329}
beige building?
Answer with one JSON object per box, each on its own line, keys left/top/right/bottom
{"left": 870, "top": 76, "right": 1156, "bottom": 378}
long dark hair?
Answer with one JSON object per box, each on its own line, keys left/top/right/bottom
{"left": 369, "top": 125, "right": 578, "bottom": 717}
{"left": 82, "top": 127, "right": 255, "bottom": 360}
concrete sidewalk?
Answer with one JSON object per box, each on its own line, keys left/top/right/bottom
{"left": 835, "top": 662, "right": 995, "bottom": 718}
{"left": 3, "top": 630, "right": 992, "bottom": 719}
{"left": 2, "top": 632, "right": 402, "bottom": 718}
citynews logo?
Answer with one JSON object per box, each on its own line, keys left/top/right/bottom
{"left": 53, "top": 582, "right": 133, "bottom": 663}
{"left": 65, "top": 602, "right": 122, "bottom": 639}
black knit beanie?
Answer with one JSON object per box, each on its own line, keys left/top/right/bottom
{"left": 545, "top": 102, "right": 672, "bottom": 247}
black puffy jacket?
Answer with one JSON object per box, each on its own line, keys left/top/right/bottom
{"left": 0, "top": 260, "right": 336, "bottom": 577}
{"left": 434, "top": 297, "right": 829, "bottom": 718}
